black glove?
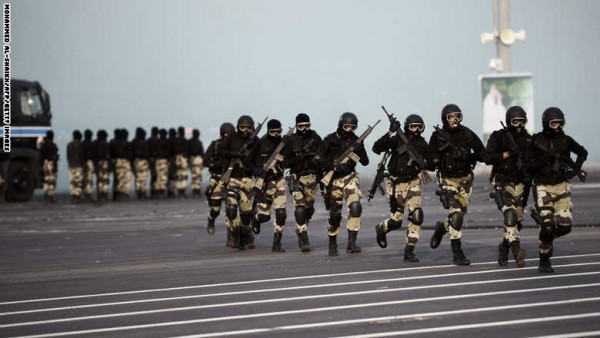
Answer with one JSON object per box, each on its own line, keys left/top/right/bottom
{"left": 389, "top": 119, "right": 401, "bottom": 132}
{"left": 336, "top": 162, "right": 354, "bottom": 174}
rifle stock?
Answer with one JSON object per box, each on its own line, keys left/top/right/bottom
{"left": 368, "top": 151, "right": 390, "bottom": 201}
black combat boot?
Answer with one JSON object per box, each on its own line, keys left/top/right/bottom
{"left": 510, "top": 241, "right": 527, "bottom": 268}
{"left": 84, "top": 193, "right": 93, "bottom": 202}
{"left": 251, "top": 216, "right": 261, "bottom": 234}
{"left": 451, "top": 239, "right": 471, "bottom": 265}
{"left": 346, "top": 231, "right": 362, "bottom": 253}
{"left": 246, "top": 230, "right": 255, "bottom": 249}
{"left": 430, "top": 221, "right": 447, "bottom": 249}
{"left": 375, "top": 222, "right": 388, "bottom": 248}
{"left": 403, "top": 244, "right": 419, "bottom": 263}
{"left": 226, "top": 228, "right": 235, "bottom": 248}
{"left": 238, "top": 228, "right": 248, "bottom": 251}
{"left": 232, "top": 227, "right": 241, "bottom": 249}
{"left": 498, "top": 239, "right": 510, "bottom": 266}
{"left": 207, "top": 217, "right": 215, "bottom": 235}
{"left": 297, "top": 230, "right": 311, "bottom": 252}
{"left": 272, "top": 231, "right": 286, "bottom": 252}
{"left": 328, "top": 235, "right": 338, "bottom": 256}
{"left": 538, "top": 251, "right": 554, "bottom": 273}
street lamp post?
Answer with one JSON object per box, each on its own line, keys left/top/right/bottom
{"left": 481, "top": 0, "right": 526, "bottom": 73}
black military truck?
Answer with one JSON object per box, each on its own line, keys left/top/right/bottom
{"left": 1, "top": 79, "right": 53, "bottom": 202}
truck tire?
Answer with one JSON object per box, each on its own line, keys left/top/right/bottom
{"left": 6, "top": 160, "right": 35, "bottom": 202}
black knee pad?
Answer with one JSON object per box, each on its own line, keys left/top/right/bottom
{"left": 275, "top": 208, "right": 287, "bottom": 226}
{"left": 387, "top": 219, "right": 402, "bottom": 231}
{"left": 306, "top": 206, "right": 315, "bottom": 221}
{"left": 225, "top": 205, "right": 237, "bottom": 221}
{"left": 503, "top": 209, "right": 518, "bottom": 227}
{"left": 209, "top": 209, "right": 220, "bottom": 219}
{"left": 240, "top": 212, "right": 252, "bottom": 226}
{"left": 448, "top": 212, "right": 463, "bottom": 231}
{"left": 555, "top": 225, "right": 571, "bottom": 238}
{"left": 294, "top": 206, "right": 308, "bottom": 225}
{"left": 408, "top": 208, "right": 424, "bottom": 225}
{"left": 208, "top": 198, "right": 222, "bottom": 208}
{"left": 539, "top": 221, "right": 555, "bottom": 243}
{"left": 256, "top": 213, "right": 271, "bottom": 223}
{"left": 329, "top": 212, "right": 342, "bottom": 229}
{"left": 349, "top": 201, "right": 362, "bottom": 217}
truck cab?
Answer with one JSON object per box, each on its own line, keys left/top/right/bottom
{"left": 1, "top": 79, "right": 53, "bottom": 202}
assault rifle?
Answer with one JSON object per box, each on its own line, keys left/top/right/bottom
{"left": 528, "top": 139, "right": 587, "bottom": 182}
{"left": 433, "top": 124, "right": 474, "bottom": 168}
{"left": 219, "top": 117, "right": 268, "bottom": 187}
{"left": 382, "top": 106, "right": 431, "bottom": 184}
{"left": 320, "top": 119, "right": 381, "bottom": 186}
{"left": 254, "top": 127, "right": 295, "bottom": 193}
{"left": 367, "top": 151, "right": 389, "bottom": 202}
{"left": 499, "top": 121, "right": 532, "bottom": 207}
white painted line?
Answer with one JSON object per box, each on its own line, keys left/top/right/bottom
{"left": 3, "top": 263, "right": 600, "bottom": 317}
{"left": 3, "top": 281, "right": 600, "bottom": 330}
{"left": 2, "top": 253, "right": 599, "bottom": 306}
{"left": 529, "top": 331, "right": 600, "bottom": 338}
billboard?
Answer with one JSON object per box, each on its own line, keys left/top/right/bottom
{"left": 479, "top": 72, "right": 534, "bottom": 144}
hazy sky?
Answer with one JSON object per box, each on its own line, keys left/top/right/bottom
{"left": 11, "top": 0, "right": 600, "bottom": 188}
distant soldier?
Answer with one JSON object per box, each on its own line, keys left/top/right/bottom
{"left": 131, "top": 127, "right": 150, "bottom": 200}
{"left": 172, "top": 126, "right": 189, "bottom": 198}
{"left": 316, "top": 112, "right": 370, "bottom": 256}
{"left": 526, "top": 107, "right": 588, "bottom": 273}
{"left": 40, "top": 130, "right": 59, "bottom": 203}
{"left": 283, "top": 113, "right": 322, "bottom": 252}
{"left": 252, "top": 119, "right": 289, "bottom": 252}
{"left": 188, "top": 128, "right": 205, "bottom": 198}
{"left": 94, "top": 129, "right": 111, "bottom": 202}
{"left": 82, "top": 129, "right": 96, "bottom": 202}
{"left": 205, "top": 123, "right": 234, "bottom": 244}
{"left": 67, "top": 130, "right": 85, "bottom": 203}
{"left": 372, "top": 114, "right": 430, "bottom": 262}
{"left": 428, "top": 104, "right": 485, "bottom": 266}
{"left": 167, "top": 128, "right": 178, "bottom": 198}
{"left": 110, "top": 129, "right": 132, "bottom": 200}
{"left": 153, "top": 129, "right": 171, "bottom": 198}
{"left": 148, "top": 127, "right": 159, "bottom": 199}
{"left": 484, "top": 106, "right": 531, "bottom": 268}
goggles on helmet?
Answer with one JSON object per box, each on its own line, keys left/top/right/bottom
{"left": 268, "top": 129, "right": 282, "bottom": 136}
{"left": 446, "top": 112, "right": 463, "bottom": 123}
{"left": 342, "top": 124, "right": 357, "bottom": 132}
{"left": 549, "top": 119, "right": 565, "bottom": 129}
{"left": 408, "top": 123, "right": 425, "bottom": 132}
{"left": 238, "top": 125, "right": 253, "bottom": 132}
{"left": 510, "top": 117, "right": 527, "bottom": 128}
{"left": 296, "top": 123, "right": 311, "bottom": 131}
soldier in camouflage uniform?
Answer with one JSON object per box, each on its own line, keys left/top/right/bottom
{"left": 252, "top": 119, "right": 289, "bottom": 252}
{"left": 40, "top": 130, "right": 59, "bottom": 203}
{"left": 373, "top": 114, "right": 430, "bottom": 262}
{"left": 217, "top": 115, "right": 260, "bottom": 250}
{"left": 484, "top": 106, "right": 531, "bottom": 268}
{"left": 94, "top": 129, "right": 111, "bottom": 202}
{"left": 148, "top": 127, "right": 159, "bottom": 199}
{"left": 152, "top": 129, "right": 171, "bottom": 199}
{"left": 204, "top": 123, "right": 234, "bottom": 245}
{"left": 82, "top": 129, "right": 96, "bottom": 202}
{"left": 131, "top": 127, "right": 150, "bottom": 200}
{"left": 173, "top": 126, "right": 189, "bottom": 198}
{"left": 429, "top": 104, "right": 485, "bottom": 266}
{"left": 110, "top": 129, "right": 132, "bottom": 200}
{"left": 67, "top": 130, "right": 85, "bottom": 203}
{"left": 316, "top": 112, "right": 370, "bottom": 256}
{"left": 526, "top": 107, "right": 587, "bottom": 273}
{"left": 188, "top": 128, "right": 205, "bottom": 198}
{"left": 283, "top": 113, "right": 322, "bottom": 252}
{"left": 167, "top": 128, "right": 178, "bottom": 198}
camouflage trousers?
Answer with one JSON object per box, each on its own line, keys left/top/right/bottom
{"left": 291, "top": 173, "right": 318, "bottom": 233}
{"left": 327, "top": 172, "right": 363, "bottom": 235}
{"left": 437, "top": 174, "right": 473, "bottom": 240}
{"left": 96, "top": 160, "right": 110, "bottom": 194}
{"left": 492, "top": 180, "right": 525, "bottom": 243}
{"left": 190, "top": 155, "right": 203, "bottom": 191}
{"left": 134, "top": 159, "right": 150, "bottom": 193}
{"left": 534, "top": 181, "right": 572, "bottom": 254}
{"left": 69, "top": 167, "right": 84, "bottom": 197}
{"left": 153, "top": 158, "right": 169, "bottom": 192}
{"left": 175, "top": 154, "right": 188, "bottom": 190}
{"left": 206, "top": 175, "right": 229, "bottom": 228}
{"left": 226, "top": 177, "right": 254, "bottom": 229}
{"left": 43, "top": 160, "right": 57, "bottom": 197}
{"left": 84, "top": 160, "right": 95, "bottom": 197}
{"left": 255, "top": 177, "right": 288, "bottom": 232}
{"left": 115, "top": 159, "right": 132, "bottom": 196}
{"left": 380, "top": 176, "right": 423, "bottom": 243}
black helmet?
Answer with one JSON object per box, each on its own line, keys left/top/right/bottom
{"left": 404, "top": 114, "right": 425, "bottom": 135}
{"left": 237, "top": 115, "right": 254, "bottom": 129}
{"left": 296, "top": 113, "right": 310, "bottom": 124}
{"left": 178, "top": 126, "right": 185, "bottom": 137}
{"left": 46, "top": 130, "right": 55, "bottom": 140}
{"left": 192, "top": 128, "right": 200, "bottom": 139}
{"left": 73, "top": 130, "right": 82, "bottom": 140}
{"left": 97, "top": 129, "right": 107, "bottom": 140}
{"left": 220, "top": 122, "right": 236, "bottom": 138}
{"left": 506, "top": 106, "right": 527, "bottom": 131}
{"left": 441, "top": 104, "right": 462, "bottom": 126}
{"left": 135, "top": 127, "right": 145, "bottom": 139}
{"left": 542, "top": 107, "right": 565, "bottom": 131}
{"left": 84, "top": 129, "right": 93, "bottom": 140}
{"left": 151, "top": 126, "right": 159, "bottom": 137}
{"left": 338, "top": 112, "right": 358, "bottom": 128}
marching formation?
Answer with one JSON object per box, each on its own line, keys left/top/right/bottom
{"left": 36, "top": 103, "right": 588, "bottom": 273}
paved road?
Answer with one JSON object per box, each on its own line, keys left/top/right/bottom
{"left": 1, "top": 172, "right": 599, "bottom": 337}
